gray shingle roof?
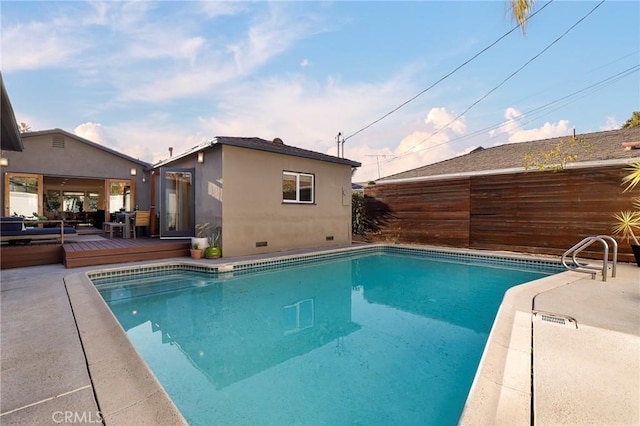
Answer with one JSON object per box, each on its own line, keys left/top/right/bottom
{"left": 378, "top": 128, "right": 640, "bottom": 182}
{"left": 213, "top": 136, "right": 361, "bottom": 167}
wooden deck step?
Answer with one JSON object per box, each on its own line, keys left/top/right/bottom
{"left": 0, "top": 243, "right": 63, "bottom": 269}
{"left": 63, "top": 238, "right": 190, "bottom": 268}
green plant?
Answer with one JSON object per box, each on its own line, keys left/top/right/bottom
{"left": 192, "top": 242, "right": 199, "bottom": 250}
{"left": 209, "top": 226, "right": 221, "bottom": 247}
{"left": 195, "top": 223, "right": 211, "bottom": 238}
{"left": 612, "top": 161, "right": 640, "bottom": 246}
{"left": 47, "top": 198, "right": 61, "bottom": 211}
{"left": 352, "top": 192, "right": 366, "bottom": 236}
{"left": 524, "top": 135, "right": 592, "bottom": 172}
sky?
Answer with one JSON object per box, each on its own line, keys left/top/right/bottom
{"left": 2, "top": 1, "right": 639, "bottom": 182}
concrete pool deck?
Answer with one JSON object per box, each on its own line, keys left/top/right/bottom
{"left": 1, "top": 245, "right": 638, "bottom": 425}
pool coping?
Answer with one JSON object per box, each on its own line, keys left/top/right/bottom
{"left": 65, "top": 243, "right": 570, "bottom": 424}
{"left": 458, "top": 269, "right": 587, "bottom": 424}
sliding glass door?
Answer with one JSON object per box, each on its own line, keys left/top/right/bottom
{"left": 159, "top": 168, "right": 194, "bottom": 238}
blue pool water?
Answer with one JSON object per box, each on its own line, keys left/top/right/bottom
{"left": 94, "top": 250, "right": 558, "bottom": 425}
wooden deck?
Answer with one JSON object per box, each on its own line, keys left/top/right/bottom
{"left": 1, "top": 237, "right": 190, "bottom": 269}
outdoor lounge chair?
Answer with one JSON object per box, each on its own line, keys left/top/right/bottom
{"left": 0, "top": 217, "right": 78, "bottom": 244}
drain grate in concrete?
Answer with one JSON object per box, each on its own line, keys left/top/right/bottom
{"left": 533, "top": 311, "right": 578, "bottom": 328}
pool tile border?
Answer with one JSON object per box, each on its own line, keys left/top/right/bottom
{"left": 88, "top": 244, "right": 564, "bottom": 285}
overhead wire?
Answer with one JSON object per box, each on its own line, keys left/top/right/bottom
{"left": 404, "top": 64, "right": 639, "bottom": 157}
{"left": 384, "top": 0, "right": 606, "bottom": 163}
{"left": 342, "top": 0, "right": 556, "bottom": 142}
{"left": 355, "top": 63, "right": 638, "bottom": 172}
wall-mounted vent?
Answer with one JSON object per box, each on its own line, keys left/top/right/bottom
{"left": 256, "top": 241, "right": 268, "bottom": 247}
{"left": 52, "top": 135, "right": 65, "bottom": 149}
{"left": 326, "top": 236, "right": 334, "bottom": 241}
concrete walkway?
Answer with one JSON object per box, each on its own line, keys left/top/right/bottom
{"left": 533, "top": 266, "right": 640, "bottom": 425}
{"left": 1, "top": 263, "right": 101, "bottom": 425}
{"left": 1, "top": 250, "right": 638, "bottom": 425}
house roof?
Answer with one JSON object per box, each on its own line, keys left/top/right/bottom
{"left": 154, "top": 136, "right": 361, "bottom": 168}
{"left": 1, "top": 73, "right": 23, "bottom": 152}
{"left": 377, "top": 127, "right": 640, "bottom": 183}
{"left": 21, "top": 128, "right": 151, "bottom": 167}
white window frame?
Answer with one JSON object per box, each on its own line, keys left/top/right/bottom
{"left": 282, "top": 171, "right": 315, "bottom": 204}
{"left": 283, "top": 298, "right": 315, "bottom": 335}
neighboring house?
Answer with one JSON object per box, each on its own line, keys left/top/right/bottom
{"left": 152, "top": 137, "right": 360, "bottom": 257}
{"left": 365, "top": 128, "right": 640, "bottom": 262}
{"left": 1, "top": 128, "right": 150, "bottom": 229}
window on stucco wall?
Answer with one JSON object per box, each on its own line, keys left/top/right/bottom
{"left": 282, "top": 171, "right": 314, "bottom": 204}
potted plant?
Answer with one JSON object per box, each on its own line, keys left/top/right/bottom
{"left": 192, "top": 223, "right": 211, "bottom": 250}
{"left": 204, "top": 226, "right": 222, "bottom": 259}
{"left": 612, "top": 161, "right": 640, "bottom": 266}
{"left": 190, "top": 242, "right": 203, "bottom": 260}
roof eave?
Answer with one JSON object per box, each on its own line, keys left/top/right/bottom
{"left": 214, "top": 137, "right": 361, "bottom": 167}
{"left": 0, "top": 74, "right": 24, "bottom": 152}
{"left": 374, "top": 157, "right": 640, "bottom": 185}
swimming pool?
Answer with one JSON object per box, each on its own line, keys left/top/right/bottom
{"left": 91, "top": 246, "right": 562, "bottom": 425}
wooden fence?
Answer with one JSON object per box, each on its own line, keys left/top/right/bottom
{"left": 364, "top": 166, "right": 637, "bottom": 262}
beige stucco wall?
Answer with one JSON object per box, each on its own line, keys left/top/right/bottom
{"left": 221, "top": 145, "right": 353, "bottom": 257}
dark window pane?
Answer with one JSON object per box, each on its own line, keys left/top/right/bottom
{"left": 299, "top": 175, "right": 313, "bottom": 202}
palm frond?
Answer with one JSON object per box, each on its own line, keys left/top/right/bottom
{"left": 612, "top": 211, "right": 640, "bottom": 245}
{"left": 511, "top": 0, "right": 535, "bottom": 32}
{"left": 621, "top": 161, "right": 640, "bottom": 192}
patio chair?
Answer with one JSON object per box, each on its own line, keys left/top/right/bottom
{"left": 131, "top": 211, "right": 151, "bottom": 239}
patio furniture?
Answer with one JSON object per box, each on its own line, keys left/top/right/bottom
{"left": 104, "top": 211, "right": 136, "bottom": 239}
{"left": 0, "top": 217, "right": 78, "bottom": 244}
{"left": 131, "top": 211, "right": 151, "bottom": 239}
{"left": 102, "top": 221, "right": 126, "bottom": 239}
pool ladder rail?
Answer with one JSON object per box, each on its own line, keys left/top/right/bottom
{"left": 561, "top": 235, "right": 617, "bottom": 282}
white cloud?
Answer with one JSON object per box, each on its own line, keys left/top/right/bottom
{"left": 425, "top": 107, "right": 466, "bottom": 135}
{"left": 1, "top": 22, "right": 87, "bottom": 72}
{"left": 197, "top": 73, "right": 412, "bottom": 154}
{"left": 300, "top": 59, "right": 310, "bottom": 67}
{"left": 199, "top": 2, "right": 247, "bottom": 19}
{"left": 507, "top": 120, "right": 571, "bottom": 143}
{"left": 349, "top": 107, "right": 467, "bottom": 182}
{"left": 489, "top": 107, "right": 572, "bottom": 143}
{"left": 74, "top": 120, "right": 208, "bottom": 165}
{"left": 488, "top": 107, "right": 524, "bottom": 137}
{"left": 601, "top": 116, "right": 619, "bottom": 131}
{"left": 228, "top": 4, "right": 320, "bottom": 74}
{"left": 74, "top": 122, "right": 120, "bottom": 148}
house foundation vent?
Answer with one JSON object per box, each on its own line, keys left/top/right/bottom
{"left": 256, "top": 241, "right": 268, "bottom": 247}
{"left": 326, "top": 236, "right": 334, "bottom": 241}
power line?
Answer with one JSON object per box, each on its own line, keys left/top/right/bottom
{"left": 356, "top": 63, "right": 638, "bottom": 172}
{"left": 387, "top": 0, "right": 606, "bottom": 162}
{"left": 343, "top": 0, "right": 555, "bottom": 142}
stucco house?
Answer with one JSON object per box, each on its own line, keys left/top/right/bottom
{"left": 151, "top": 137, "right": 360, "bottom": 257}
{"left": 1, "top": 128, "right": 150, "bottom": 229}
